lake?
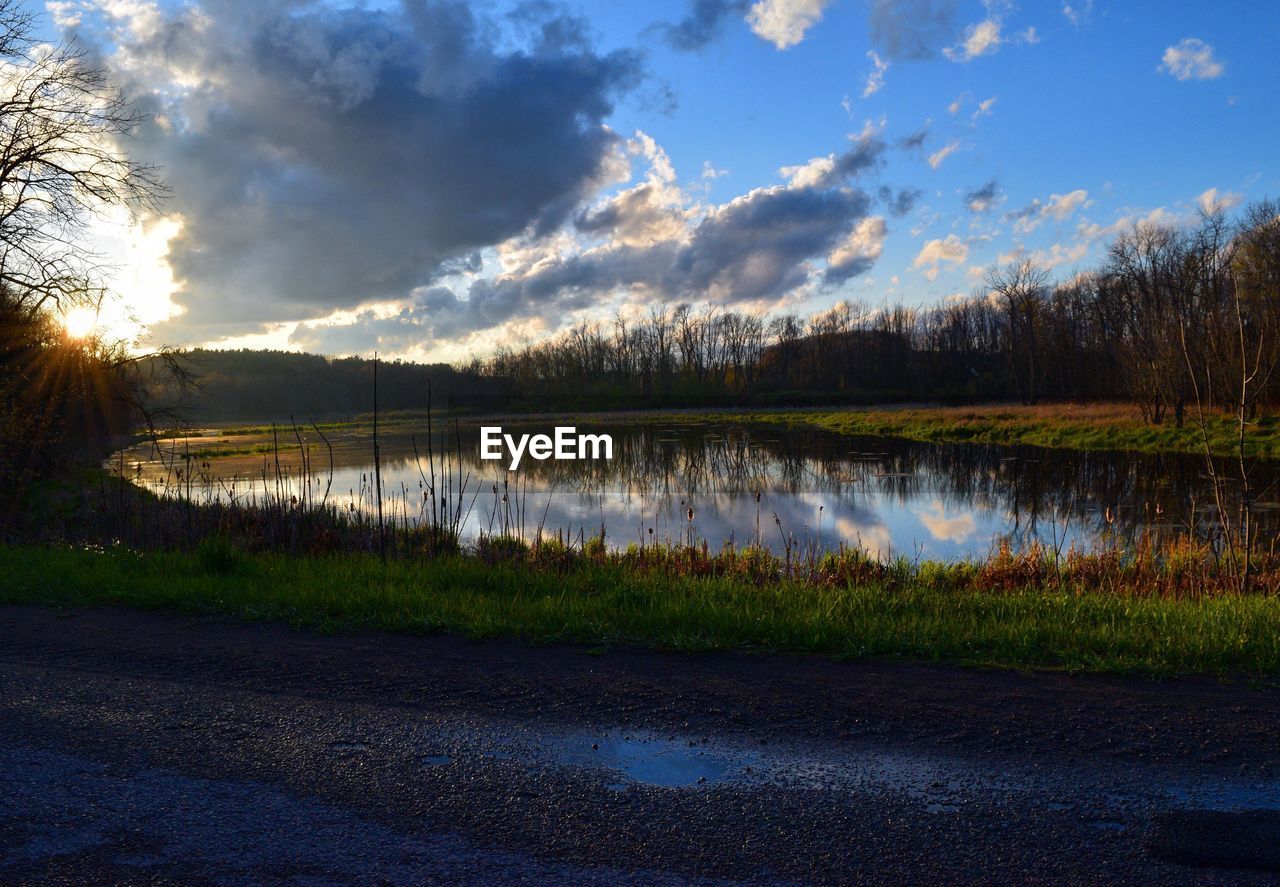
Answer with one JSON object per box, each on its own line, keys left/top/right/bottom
{"left": 112, "top": 420, "right": 1280, "bottom": 560}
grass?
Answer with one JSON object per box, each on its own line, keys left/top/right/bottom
{"left": 4, "top": 541, "right": 1280, "bottom": 676}
{"left": 631, "top": 403, "right": 1280, "bottom": 459}
{"left": 160, "top": 402, "right": 1280, "bottom": 460}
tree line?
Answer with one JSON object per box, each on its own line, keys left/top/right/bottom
{"left": 470, "top": 199, "right": 1280, "bottom": 421}
{"left": 150, "top": 198, "right": 1280, "bottom": 423}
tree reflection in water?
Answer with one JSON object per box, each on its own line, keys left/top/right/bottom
{"left": 122, "top": 423, "right": 1280, "bottom": 560}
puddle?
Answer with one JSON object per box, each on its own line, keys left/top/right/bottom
{"left": 558, "top": 733, "right": 751, "bottom": 788}
{"left": 416, "top": 715, "right": 1280, "bottom": 829}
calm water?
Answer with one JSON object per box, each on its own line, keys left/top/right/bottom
{"left": 114, "top": 422, "right": 1280, "bottom": 559}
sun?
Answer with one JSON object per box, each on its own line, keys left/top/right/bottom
{"left": 62, "top": 307, "right": 98, "bottom": 339}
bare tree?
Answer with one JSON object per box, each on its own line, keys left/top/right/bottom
{"left": 1178, "top": 203, "right": 1280, "bottom": 591}
{"left": 0, "top": 0, "right": 163, "bottom": 320}
{"left": 985, "top": 260, "right": 1050, "bottom": 404}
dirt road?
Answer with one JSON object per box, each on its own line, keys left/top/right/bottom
{"left": 3, "top": 604, "right": 1279, "bottom": 884}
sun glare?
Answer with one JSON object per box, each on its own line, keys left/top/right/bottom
{"left": 62, "top": 307, "right": 98, "bottom": 339}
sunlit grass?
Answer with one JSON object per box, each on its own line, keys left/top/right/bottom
{"left": 644, "top": 403, "right": 1280, "bottom": 459}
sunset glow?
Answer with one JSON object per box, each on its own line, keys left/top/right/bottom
{"left": 61, "top": 307, "right": 97, "bottom": 339}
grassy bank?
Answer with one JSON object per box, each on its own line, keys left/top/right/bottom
{"left": 634, "top": 403, "right": 1280, "bottom": 459}
{"left": 4, "top": 542, "right": 1279, "bottom": 675}
{"left": 166, "top": 402, "right": 1280, "bottom": 461}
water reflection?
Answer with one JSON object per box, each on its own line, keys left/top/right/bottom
{"left": 115, "top": 423, "right": 1280, "bottom": 559}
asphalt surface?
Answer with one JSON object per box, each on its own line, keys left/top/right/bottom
{"left": 3, "top": 604, "right": 1280, "bottom": 885}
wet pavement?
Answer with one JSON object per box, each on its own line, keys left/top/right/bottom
{"left": 3, "top": 604, "right": 1280, "bottom": 884}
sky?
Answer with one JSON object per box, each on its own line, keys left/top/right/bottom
{"left": 43, "top": 0, "right": 1280, "bottom": 361}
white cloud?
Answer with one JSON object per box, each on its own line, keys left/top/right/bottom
{"left": 1196, "top": 187, "right": 1243, "bottom": 214}
{"left": 998, "top": 241, "right": 1089, "bottom": 270}
{"left": 918, "top": 501, "right": 977, "bottom": 543}
{"left": 1044, "top": 189, "right": 1090, "bottom": 219}
{"left": 47, "top": 1, "right": 84, "bottom": 28}
{"left": 971, "top": 96, "right": 997, "bottom": 119}
{"left": 862, "top": 50, "right": 889, "bottom": 98}
{"left": 947, "top": 96, "right": 964, "bottom": 115}
{"left": 1077, "top": 206, "right": 1179, "bottom": 244}
{"left": 944, "top": 18, "right": 1002, "bottom": 62}
{"left": 833, "top": 518, "right": 892, "bottom": 559}
{"left": 575, "top": 132, "right": 692, "bottom": 248}
{"left": 1062, "top": 1, "right": 1093, "bottom": 26}
{"left": 780, "top": 155, "right": 836, "bottom": 189}
{"left": 1015, "top": 26, "right": 1039, "bottom": 45}
{"left": 913, "top": 234, "right": 969, "bottom": 280}
{"left": 1009, "top": 189, "right": 1091, "bottom": 233}
{"left": 1159, "top": 38, "right": 1225, "bottom": 81}
{"left": 828, "top": 216, "right": 887, "bottom": 269}
{"left": 927, "top": 140, "right": 960, "bottom": 170}
{"left": 747, "top": 0, "right": 833, "bottom": 49}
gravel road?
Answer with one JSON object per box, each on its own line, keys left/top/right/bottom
{"left": 3, "top": 604, "right": 1280, "bottom": 884}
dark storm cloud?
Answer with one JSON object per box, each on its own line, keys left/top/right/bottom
{"left": 879, "top": 186, "right": 923, "bottom": 217}
{"left": 867, "top": 0, "right": 959, "bottom": 59}
{"left": 964, "top": 180, "right": 1002, "bottom": 212}
{"left": 651, "top": 0, "right": 751, "bottom": 51}
{"left": 75, "top": 0, "right": 642, "bottom": 340}
{"left": 896, "top": 127, "right": 930, "bottom": 152}
{"left": 290, "top": 183, "right": 877, "bottom": 353}
{"left": 1004, "top": 202, "right": 1039, "bottom": 223}
{"left": 670, "top": 186, "right": 873, "bottom": 299}
{"left": 816, "top": 134, "right": 888, "bottom": 187}
{"left": 63, "top": 0, "right": 909, "bottom": 354}
{"left": 476, "top": 185, "right": 874, "bottom": 324}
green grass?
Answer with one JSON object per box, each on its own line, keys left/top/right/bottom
{"left": 4, "top": 543, "right": 1279, "bottom": 676}
{"left": 632, "top": 404, "right": 1280, "bottom": 459}
{"left": 253, "top": 404, "right": 1280, "bottom": 458}
{"left": 152, "top": 402, "right": 1280, "bottom": 460}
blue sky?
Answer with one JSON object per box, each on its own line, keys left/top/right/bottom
{"left": 47, "top": 0, "right": 1280, "bottom": 359}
